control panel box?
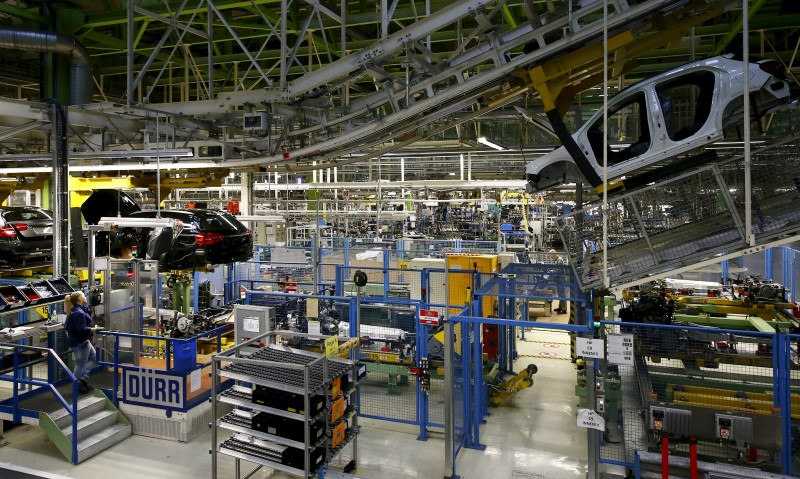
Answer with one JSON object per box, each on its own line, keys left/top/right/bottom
{"left": 715, "top": 414, "right": 754, "bottom": 444}
{"left": 650, "top": 406, "right": 692, "bottom": 436}
{"left": 234, "top": 304, "right": 275, "bottom": 354}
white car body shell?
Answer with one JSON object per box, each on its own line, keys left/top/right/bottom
{"left": 525, "top": 54, "right": 793, "bottom": 190}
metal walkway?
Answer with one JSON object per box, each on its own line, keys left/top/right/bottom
{"left": 556, "top": 134, "right": 800, "bottom": 290}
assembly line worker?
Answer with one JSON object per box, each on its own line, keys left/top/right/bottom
{"left": 64, "top": 291, "right": 100, "bottom": 393}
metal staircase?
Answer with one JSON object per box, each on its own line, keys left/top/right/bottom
{"left": 38, "top": 391, "right": 131, "bottom": 464}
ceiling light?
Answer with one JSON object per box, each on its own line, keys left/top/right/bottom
{"left": 477, "top": 137, "right": 505, "bottom": 151}
{"left": 0, "top": 148, "right": 193, "bottom": 162}
{"left": 237, "top": 215, "right": 286, "bottom": 223}
{"left": 98, "top": 217, "right": 175, "bottom": 229}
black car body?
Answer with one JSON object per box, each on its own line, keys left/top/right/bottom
{"left": 81, "top": 190, "right": 253, "bottom": 270}
{"left": 128, "top": 209, "right": 253, "bottom": 269}
{"left": 0, "top": 207, "right": 53, "bottom": 267}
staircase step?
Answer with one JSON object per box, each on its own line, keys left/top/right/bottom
{"left": 50, "top": 395, "right": 107, "bottom": 429}
{"left": 61, "top": 410, "right": 118, "bottom": 442}
{"left": 76, "top": 423, "right": 132, "bottom": 464}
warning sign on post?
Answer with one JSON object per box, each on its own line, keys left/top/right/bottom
{"left": 607, "top": 334, "right": 634, "bottom": 365}
{"left": 418, "top": 309, "right": 440, "bottom": 326}
{"left": 576, "top": 337, "right": 604, "bottom": 359}
{"left": 577, "top": 409, "right": 605, "bottom": 431}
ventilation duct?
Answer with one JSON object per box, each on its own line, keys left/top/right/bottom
{"left": 0, "top": 29, "right": 93, "bottom": 105}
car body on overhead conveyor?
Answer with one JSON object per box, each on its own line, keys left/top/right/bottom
{"left": 0, "top": 206, "right": 54, "bottom": 268}
{"left": 81, "top": 189, "right": 253, "bottom": 271}
{"left": 524, "top": 54, "right": 797, "bottom": 195}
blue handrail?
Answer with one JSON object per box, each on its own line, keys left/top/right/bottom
{"left": 0, "top": 341, "right": 80, "bottom": 464}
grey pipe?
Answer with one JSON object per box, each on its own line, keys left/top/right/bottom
{"left": 0, "top": 29, "right": 93, "bottom": 105}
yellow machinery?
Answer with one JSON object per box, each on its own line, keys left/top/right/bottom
{"left": 666, "top": 384, "right": 800, "bottom": 420}
{"left": 446, "top": 253, "right": 498, "bottom": 317}
{"left": 486, "top": 364, "right": 538, "bottom": 406}
{"left": 675, "top": 295, "right": 797, "bottom": 322}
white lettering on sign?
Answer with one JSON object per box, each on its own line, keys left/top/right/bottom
{"left": 607, "top": 334, "right": 634, "bottom": 365}
{"left": 418, "top": 309, "right": 440, "bottom": 326}
{"left": 576, "top": 337, "right": 604, "bottom": 359}
{"left": 577, "top": 408, "right": 605, "bottom": 431}
{"left": 123, "top": 368, "right": 184, "bottom": 409}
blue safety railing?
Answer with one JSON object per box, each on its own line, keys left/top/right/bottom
{"left": 0, "top": 342, "right": 82, "bottom": 464}
{"left": 441, "top": 262, "right": 592, "bottom": 478}
{"left": 96, "top": 323, "right": 233, "bottom": 413}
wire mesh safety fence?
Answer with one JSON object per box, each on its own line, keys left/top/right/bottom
{"left": 447, "top": 315, "right": 468, "bottom": 473}
{"left": 597, "top": 321, "right": 786, "bottom": 472}
{"left": 556, "top": 135, "right": 800, "bottom": 290}
{"left": 556, "top": 164, "right": 745, "bottom": 290}
{"left": 334, "top": 266, "right": 424, "bottom": 302}
{"left": 244, "top": 290, "right": 425, "bottom": 426}
{"left": 789, "top": 334, "right": 800, "bottom": 477}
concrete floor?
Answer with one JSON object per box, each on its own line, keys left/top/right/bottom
{"left": 0, "top": 326, "right": 588, "bottom": 479}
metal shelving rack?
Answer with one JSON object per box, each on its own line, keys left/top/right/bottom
{"left": 211, "top": 332, "right": 363, "bottom": 479}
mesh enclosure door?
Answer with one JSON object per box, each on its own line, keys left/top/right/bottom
{"left": 449, "top": 319, "right": 467, "bottom": 476}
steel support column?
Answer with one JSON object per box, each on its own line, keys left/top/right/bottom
{"left": 765, "top": 247, "right": 774, "bottom": 280}
{"left": 51, "top": 103, "right": 69, "bottom": 278}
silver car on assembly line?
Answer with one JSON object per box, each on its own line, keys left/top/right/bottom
{"left": 525, "top": 54, "right": 796, "bottom": 194}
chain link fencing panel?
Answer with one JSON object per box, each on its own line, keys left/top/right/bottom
{"left": 598, "top": 322, "right": 782, "bottom": 469}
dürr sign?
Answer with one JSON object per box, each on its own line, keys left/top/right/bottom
{"left": 123, "top": 368, "right": 184, "bottom": 409}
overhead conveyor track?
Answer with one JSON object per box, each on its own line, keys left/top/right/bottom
{"left": 556, "top": 134, "right": 800, "bottom": 291}
{"left": 136, "top": 0, "right": 741, "bottom": 170}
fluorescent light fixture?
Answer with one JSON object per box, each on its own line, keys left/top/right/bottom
{"left": 78, "top": 148, "right": 194, "bottom": 159}
{"left": 477, "top": 137, "right": 505, "bottom": 151}
{"left": 98, "top": 216, "right": 175, "bottom": 229}
{"left": 0, "top": 148, "right": 193, "bottom": 162}
{"left": 237, "top": 215, "right": 286, "bottom": 223}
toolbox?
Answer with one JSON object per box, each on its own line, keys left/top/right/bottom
{"left": 252, "top": 385, "right": 326, "bottom": 416}
{"left": 251, "top": 412, "right": 326, "bottom": 443}
{"left": 283, "top": 445, "right": 326, "bottom": 470}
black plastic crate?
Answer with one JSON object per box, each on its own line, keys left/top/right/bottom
{"left": 251, "top": 412, "right": 326, "bottom": 443}
{"left": 30, "top": 280, "right": 59, "bottom": 303}
{"left": 252, "top": 385, "right": 326, "bottom": 416}
{"left": 47, "top": 277, "right": 75, "bottom": 295}
{"left": 19, "top": 286, "right": 42, "bottom": 305}
{"left": 0, "top": 285, "right": 28, "bottom": 308}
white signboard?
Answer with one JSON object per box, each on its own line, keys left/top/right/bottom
{"left": 308, "top": 320, "right": 321, "bottom": 335}
{"left": 576, "top": 337, "right": 604, "bottom": 359}
{"left": 607, "top": 334, "right": 634, "bottom": 365}
{"left": 190, "top": 369, "right": 202, "bottom": 393}
{"left": 123, "top": 368, "right": 184, "bottom": 409}
{"left": 577, "top": 409, "right": 605, "bottom": 431}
